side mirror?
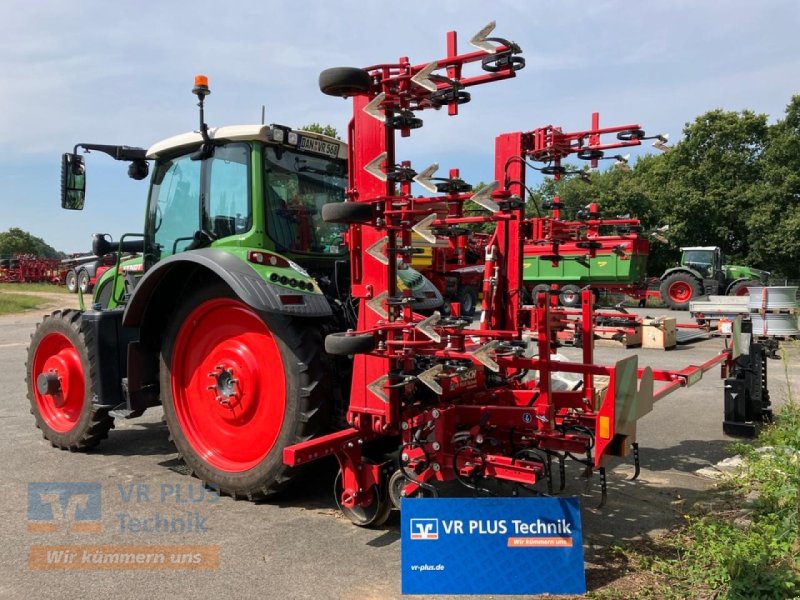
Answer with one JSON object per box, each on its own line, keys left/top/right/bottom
{"left": 61, "top": 153, "right": 86, "bottom": 210}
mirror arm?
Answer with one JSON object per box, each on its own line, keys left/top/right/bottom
{"left": 73, "top": 143, "right": 148, "bottom": 162}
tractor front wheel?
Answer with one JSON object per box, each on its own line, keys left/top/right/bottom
{"left": 26, "top": 310, "right": 115, "bottom": 450}
{"left": 660, "top": 272, "right": 703, "bottom": 310}
{"left": 160, "top": 285, "right": 330, "bottom": 500}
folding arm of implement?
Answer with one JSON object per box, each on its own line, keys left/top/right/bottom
{"left": 283, "top": 24, "right": 763, "bottom": 523}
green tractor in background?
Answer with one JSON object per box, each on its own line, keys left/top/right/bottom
{"left": 659, "top": 246, "right": 769, "bottom": 310}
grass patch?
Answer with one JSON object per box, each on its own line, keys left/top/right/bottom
{"left": 0, "top": 292, "right": 48, "bottom": 315}
{"left": 0, "top": 282, "right": 68, "bottom": 294}
{"left": 592, "top": 401, "right": 800, "bottom": 599}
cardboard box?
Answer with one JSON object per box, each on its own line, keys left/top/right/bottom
{"left": 642, "top": 317, "right": 676, "bottom": 349}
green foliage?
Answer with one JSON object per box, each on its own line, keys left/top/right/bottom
{"left": 525, "top": 95, "right": 800, "bottom": 278}
{"left": 299, "top": 122, "right": 340, "bottom": 140}
{"left": 634, "top": 402, "right": 800, "bottom": 599}
{"left": 0, "top": 227, "right": 62, "bottom": 259}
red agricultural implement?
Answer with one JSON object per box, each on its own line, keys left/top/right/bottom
{"left": 283, "top": 23, "right": 770, "bottom": 521}
{"left": 26, "top": 22, "right": 771, "bottom": 528}
{"left": 0, "top": 255, "right": 61, "bottom": 284}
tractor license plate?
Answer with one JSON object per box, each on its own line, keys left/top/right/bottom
{"left": 297, "top": 136, "right": 340, "bottom": 158}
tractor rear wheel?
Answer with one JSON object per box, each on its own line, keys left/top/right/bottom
{"left": 160, "top": 285, "right": 330, "bottom": 500}
{"left": 65, "top": 270, "right": 78, "bottom": 293}
{"left": 728, "top": 280, "right": 758, "bottom": 297}
{"left": 660, "top": 272, "right": 703, "bottom": 310}
{"left": 26, "top": 310, "right": 115, "bottom": 450}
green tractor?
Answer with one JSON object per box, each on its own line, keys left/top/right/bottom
{"left": 26, "top": 78, "right": 441, "bottom": 499}
{"left": 659, "top": 246, "right": 769, "bottom": 310}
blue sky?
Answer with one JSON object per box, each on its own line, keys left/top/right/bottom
{"left": 1, "top": 1, "right": 798, "bottom": 253}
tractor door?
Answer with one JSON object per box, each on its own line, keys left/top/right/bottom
{"left": 144, "top": 143, "right": 251, "bottom": 271}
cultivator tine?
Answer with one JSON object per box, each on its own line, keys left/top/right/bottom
{"left": 630, "top": 442, "right": 641, "bottom": 481}
{"left": 469, "top": 182, "right": 500, "bottom": 212}
{"left": 412, "top": 163, "right": 439, "bottom": 193}
{"left": 411, "top": 213, "right": 438, "bottom": 244}
{"left": 545, "top": 454, "right": 554, "bottom": 495}
{"left": 415, "top": 312, "right": 442, "bottom": 342}
{"left": 417, "top": 364, "right": 444, "bottom": 395}
{"left": 364, "top": 152, "right": 388, "bottom": 181}
{"left": 363, "top": 93, "right": 386, "bottom": 122}
{"left": 410, "top": 62, "right": 439, "bottom": 92}
{"left": 597, "top": 467, "right": 608, "bottom": 508}
{"left": 366, "top": 238, "right": 389, "bottom": 265}
{"left": 367, "top": 375, "right": 391, "bottom": 403}
{"left": 558, "top": 455, "right": 566, "bottom": 492}
{"left": 471, "top": 340, "right": 501, "bottom": 372}
{"left": 469, "top": 21, "right": 498, "bottom": 54}
{"left": 366, "top": 291, "right": 389, "bottom": 318}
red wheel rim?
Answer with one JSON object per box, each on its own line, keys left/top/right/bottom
{"left": 668, "top": 281, "right": 693, "bottom": 303}
{"left": 170, "top": 298, "right": 286, "bottom": 473}
{"left": 735, "top": 286, "right": 750, "bottom": 296}
{"left": 32, "top": 332, "right": 86, "bottom": 432}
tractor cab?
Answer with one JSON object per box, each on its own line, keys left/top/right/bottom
{"left": 680, "top": 246, "right": 723, "bottom": 286}
{"left": 143, "top": 124, "right": 349, "bottom": 276}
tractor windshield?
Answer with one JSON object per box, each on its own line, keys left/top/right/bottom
{"left": 264, "top": 146, "right": 347, "bottom": 255}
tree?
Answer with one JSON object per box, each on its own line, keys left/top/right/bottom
{"left": 746, "top": 96, "right": 800, "bottom": 278}
{"left": 0, "top": 228, "right": 62, "bottom": 258}
{"left": 299, "top": 123, "right": 340, "bottom": 140}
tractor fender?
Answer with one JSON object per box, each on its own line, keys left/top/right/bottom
{"left": 724, "top": 278, "right": 753, "bottom": 296}
{"left": 659, "top": 266, "right": 702, "bottom": 282}
{"left": 122, "top": 248, "right": 332, "bottom": 329}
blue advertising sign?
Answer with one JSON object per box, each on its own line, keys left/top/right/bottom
{"left": 401, "top": 497, "right": 585, "bottom": 596}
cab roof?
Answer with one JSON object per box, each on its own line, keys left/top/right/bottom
{"left": 146, "top": 124, "right": 347, "bottom": 160}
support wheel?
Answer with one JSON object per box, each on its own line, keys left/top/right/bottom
{"left": 65, "top": 270, "right": 78, "bottom": 293}
{"left": 334, "top": 467, "right": 392, "bottom": 527}
{"left": 457, "top": 285, "right": 478, "bottom": 317}
{"left": 559, "top": 284, "right": 582, "bottom": 308}
{"left": 26, "top": 309, "right": 115, "bottom": 450}
{"left": 319, "top": 67, "right": 372, "bottom": 97}
{"left": 660, "top": 272, "right": 702, "bottom": 310}
{"left": 160, "top": 283, "right": 331, "bottom": 500}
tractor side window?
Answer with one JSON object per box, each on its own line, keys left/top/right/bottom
{"left": 148, "top": 155, "right": 201, "bottom": 258}
{"left": 206, "top": 143, "right": 251, "bottom": 238}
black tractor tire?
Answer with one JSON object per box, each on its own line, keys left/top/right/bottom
{"left": 660, "top": 272, "right": 703, "bottom": 310}
{"left": 728, "top": 279, "right": 759, "bottom": 297}
{"left": 78, "top": 270, "right": 92, "bottom": 294}
{"left": 321, "top": 201, "right": 373, "bottom": 224}
{"left": 559, "top": 284, "right": 582, "bottom": 308}
{"left": 319, "top": 67, "right": 372, "bottom": 97}
{"left": 457, "top": 285, "right": 479, "bottom": 317}
{"left": 26, "top": 309, "right": 115, "bottom": 450}
{"left": 325, "top": 332, "right": 375, "bottom": 356}
{"left": 0, "top": 258, "right": 9, "bottom": 269}
{"left": 65, "top": 269, "right": 78, "bottom": 293}
{"left": 160, "top": 284, "right": 332, "bottom": 500}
